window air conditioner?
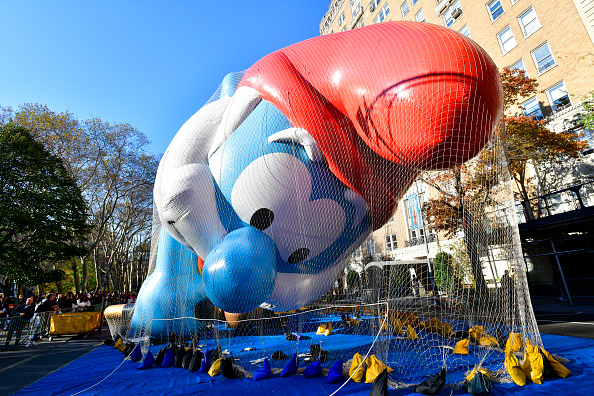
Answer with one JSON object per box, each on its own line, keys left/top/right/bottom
{"left": 452, "top": 8, "right": 462, "bottom": 19}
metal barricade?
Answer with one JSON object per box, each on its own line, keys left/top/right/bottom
{"left": 0, "top": 316, "right": 31, "bottom": 349}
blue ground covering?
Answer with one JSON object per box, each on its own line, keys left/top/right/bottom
{"left": 14, "top": 327, "right": 594, "bottom": 395}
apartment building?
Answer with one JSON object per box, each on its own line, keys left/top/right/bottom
{"left": 320, "top": 0, "right": 594, "bottom": 293}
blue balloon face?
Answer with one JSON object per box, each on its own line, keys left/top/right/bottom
{"left": 132, "top": 73, "right": 374, "bottom": 325}
{"left": 209, "top": 100, "right": 372, "bottom": 276}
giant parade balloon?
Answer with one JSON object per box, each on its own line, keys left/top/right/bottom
{"left": 131, "top": 21, "right": 503, "bottom": 335}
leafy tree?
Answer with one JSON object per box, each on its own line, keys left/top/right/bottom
{"left": 432, "top": 252, "right": 461, "bottom": 291}
{"left": 346, "top": 269, "right": 360, "bottom": 291}
{"left": 1, "top": 104, "right": 158, "bottom": 293}
{"left": 423, "top": 66, "right": 587, "bottom": 299}
{"left": 581, "top": 91, "right": 594, "bottom": 141}
{"left": 499, "top": 67, "right": 587, "bottom": 219}
{"left": 0, "top": 124, "right": 88, "bottom": 295}
{"left": 504, "top": 116, "right": 586, "bottom": 219}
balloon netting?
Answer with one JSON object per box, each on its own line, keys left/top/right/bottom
{"left": 116, "top": 21, "right": 541, "bottom": 389}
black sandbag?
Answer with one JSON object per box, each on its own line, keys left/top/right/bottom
{"left": 175, "top": 347, "right": 186, "bottom": 368}
{"left": 309, "top": 344, "right": 329, "bottom": 363}
{"left": 415, "top": 368, "right": 446, "bottom": 395}
{"left": 454, "top": 330, "right": 469, "bottom": 340}
{"left": 182, "top": 348, "right": 194, "bottom": 369}
{"left": 188, "top": 350, "right": 202, "bottom": 372}
{"left": 103, "top": 338, "right": 114, "bottom": 346}
{"left": 154, "top": 346, "right": 167, "bottom": 366}
{"left": 370, "top": 368, "right": 389, "bottom": 396}
{"left": 123, "top": 343, "right": 135, "bottom": 357}
{"left": 285, "top": 333, "right": 298, "bottom": 341}
{"left": 495, "top": 329, "right": 507, "bottom": 349}
{"left": 210, "top": 345, "right": 222, "bottom": 361}
{"left": 272, "top": 350, "right": 288, "bottom": 360}
{"left": 221, "top": 357, "right": 239, "bottom": 379}
{"left": 540, "top": 348, "right": 559, "bottom": 378}
{"left": 466, "top": 371, "right": 492, "bottom": 396}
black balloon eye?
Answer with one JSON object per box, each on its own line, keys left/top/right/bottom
{"left": 250, "top": 208, "right": 274, "bottom": 231}
{"left": 288, "top": 248, "right": 310, "bottom": 264}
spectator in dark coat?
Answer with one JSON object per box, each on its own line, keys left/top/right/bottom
{"left": 2, "top": 296, "right": 35, "bottom": 350}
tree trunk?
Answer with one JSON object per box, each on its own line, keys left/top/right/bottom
{"left": 71, "top": 257, "right": 80, "bottom": 292}
{"left": 1, "top": 278, "right": 12, "bottom": 296}
{"left": 94, "top": 252, "right": 103, "bottom": 291}
{"left": 56, "top": 280, "right": 65, "bottom": 294}
{"left": 80, "top": 256, "right": 88, "bottom": 293}
{"left": 462, "top": 210, "right": 489, "bottom": 303}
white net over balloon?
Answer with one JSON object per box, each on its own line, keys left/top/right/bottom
{"left": 121, "top": 21, "right": 540, "bottom": 389}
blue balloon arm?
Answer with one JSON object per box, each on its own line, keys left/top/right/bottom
{"left": 131, "top": 227, "right": 207, "bottom": 337}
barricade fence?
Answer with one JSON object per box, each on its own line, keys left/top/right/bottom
{"left": 0, "top": 302, "right": 121, "bottom": 349}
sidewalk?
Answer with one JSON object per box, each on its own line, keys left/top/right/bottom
{"left": 0, "top": 327, "right": 108, "bottom": 396}
{"left": 531, "top": 296, "right": 594, "bottom": 315}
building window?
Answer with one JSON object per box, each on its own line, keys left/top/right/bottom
{"left": 412, "top": 0, "right": 418, "bottom": 4}
{"left": 497, "top": 26, "right": 517, "bottom": 54}
{"left": 546, "top": 82, "right": 571, "bottom": 112}
{"left": 510, "top": 59, "right": 528, "bottom": 77}
{"left": 385, "top": 234, "right": 397, "bottom": 251}
{"left": 343, "top": 26, "right": 347, "bottom": 31}
{"left": 338, "top": 12, "right": 345, "bottom": 26}
{"left": 532, "top": 42, "right": 556, "bottom": 74}
{"left": 415, "top": 9, "right": 425, "bottom": 22}
{"left": 366, "top": 239, "right": 376, "bottom": 255}
{"left": 374, "top": 3, "right": 390, "bottom": 23}
{"left": 370, "top": 0, "right": 381, "bottom": 12}
{"left": 511, "top": 0, "right": 519, "bottom": 5}
{"left": 459, "top": 24, "right": 471, "bottom": 38}
{"left": 522, "top": 97, "right": 544, "bottom": 120}
{"left": 518, "top": 7, "right": 542, "bottom": 37}
{"left": 353, "top": 246, "right": 362, "bottom": 258}
{"left": 401, "top": 1, "right": 410, "bottom": 17}
{"left": 443, "top": 0, "right": 462, "bottom": 28}
{"left": 487, "top": 0, "right": 505, "bottom": 22}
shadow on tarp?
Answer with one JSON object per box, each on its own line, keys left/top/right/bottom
{"left": 13, "top": 333, "right": 594, "bottom": 396}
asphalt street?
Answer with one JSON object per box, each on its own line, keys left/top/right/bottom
{"left": 0, "top": 328, "right": 107, "bottom": 396}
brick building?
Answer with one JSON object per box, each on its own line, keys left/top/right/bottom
{"left": 320, "top": 0, "right": 594, "bottom": 298}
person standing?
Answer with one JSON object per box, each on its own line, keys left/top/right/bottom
{"left": 2, "top": 296, "right": 35, "bottom": 350}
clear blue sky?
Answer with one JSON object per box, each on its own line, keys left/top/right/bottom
{"left": 0, "top": 1, "right": 330, "bottom": 154}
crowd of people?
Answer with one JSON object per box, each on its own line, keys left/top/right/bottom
{"left": 0, "top": 289, "right": 137, "bottom": 351}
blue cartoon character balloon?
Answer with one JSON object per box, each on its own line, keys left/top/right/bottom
{"left": 131, "top": 21, "right": 503, "bottom": 336}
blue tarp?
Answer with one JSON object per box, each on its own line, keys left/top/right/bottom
{"left": 14, "top": 333, "right": 594, "bottom": 395}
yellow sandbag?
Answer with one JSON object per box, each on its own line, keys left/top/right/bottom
{"left": 429, "top": 318, "right": 442, "bottom": 333}
{"left": 208, "top": 358, "right": 222, "bottom": 377}
{"left": 479, "top": 333, "right": 500, "bottom": 348}
{"left": 453, "top": 339, "right": 469, "bottom": 355}
{"left": 114, "top": 338, "right": 126, "bottom": 352}
{"left": 347, "top": 317, "right": 360, "bottom": 326}
{"left": 403, "top": 312, "right": 419, "bottom": 328}
{"left": 465, "top": 367, "right": 490, "bottom": 382}
{"left": 316, "top": 322, "right": 327, "bottom": 335}
{"left": 522, "top": 344, "right": 544, "bottom": 385}
{"left": 324, "top": 322, "right": 333, "bottom": 336}
{"left": 505, "top": 352, "right": 527, "bottom": 386}
{"left": 540, "top": 347, "right": 571, "bottom": 378}
{"left": 392, "top": 318, "right": 404, "bottom": 335}
{"left": 406, "top": 325, "right": 419, "bottom": 340}
{"left": 469, "top": 325, "right": 484, "bottom": 343}
{"left": 349, "top": 352, "right": 365, "bottom": 382}
{"left": 505, "top": 332, "right": 523, "bottom": 353}
{"left": 364, "top": 355, "right": 394, "bottom": 383}
{"left": 438, "top": 322, "right": 453, "bottom": 337}
{"left": 380, "top": 319, "right": 388, "bottom": 332}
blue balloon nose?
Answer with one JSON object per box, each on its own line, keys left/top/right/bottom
{"left": 202, "top": 227, "right": 278, "bottom": 313}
